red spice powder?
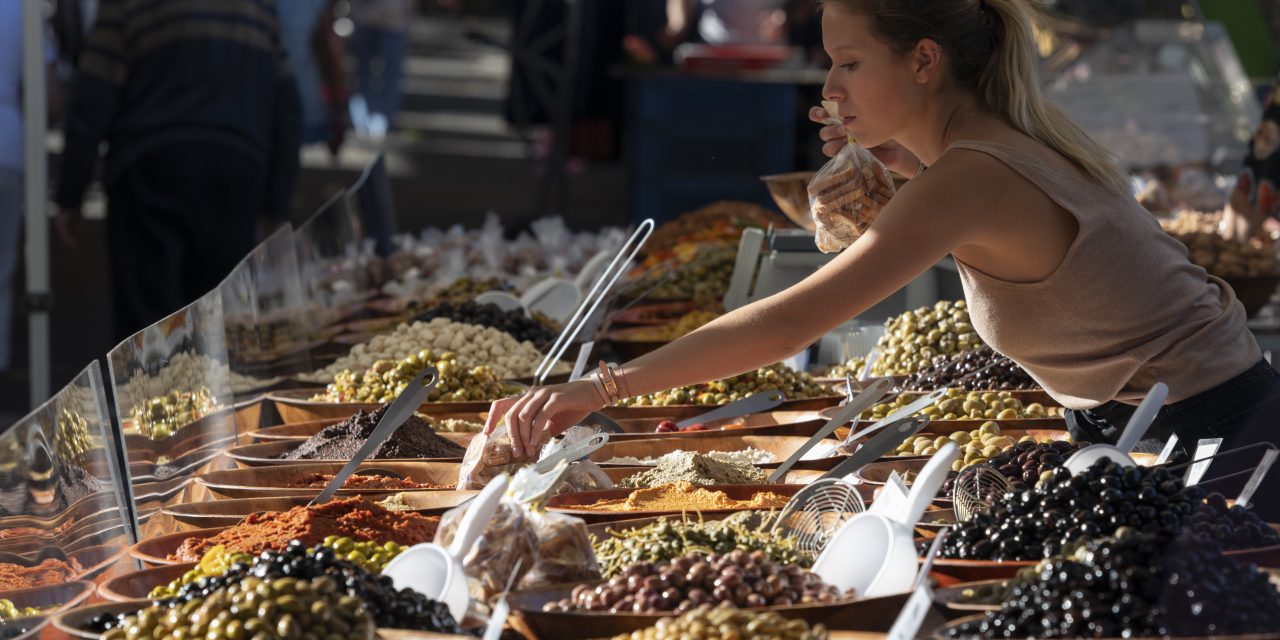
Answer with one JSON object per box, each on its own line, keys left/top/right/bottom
{"left": 171, "top": 496, "right": 438, "bottom": 562}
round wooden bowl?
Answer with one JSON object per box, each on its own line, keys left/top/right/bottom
{"left": 161, "top": 491, "right": 480, "bottom": 529}
{"left": 52, "top": 600, "right": 380, "bottom": 640}
{"left": 244, "top": 414, "right": 485, "bottom": 443}
{"left": 129, "top": 527, "right": 225, "bottom": 567}
{"left": 70, "top": 544, "right": 128, "bottom": 581}
{"left": 545, "top": 484, "right": 859, "bottom": 525}
{"left": 194, "top": 461, "right": 464, "bottom": 499}
{"left": 267, "top": 389, "right": 495, "bottom": 424}
{"left": 222, "top": 438, "right": 470, "bottom": 468}
{"left": 0, "top": 581, "right": 94, "bottom": 621}
{"left": 928, "top": 612, "right": 1280, "bottom": 639}
{"left": 604, "top": 395, "right": 843, "bottom": 420}
{"left": 595, "top": 410, "right": 828, "bottom": 442}
{"left": 607, "top": 301, "right": 698, "bottom": 326}
{"left": 588, "top": 434, "right": 844, "bottom": 471}
{"left": 98, "top": 564, "right": 193, "bottom": 602}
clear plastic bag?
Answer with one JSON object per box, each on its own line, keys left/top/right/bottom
{"left": 807, "top": 141, "right": 896, "bottom": 253}
{"left": 538, "top": 426, "right": 615, "bottom": 496}
{"left": 520, "top": 509, "right": 601, "bottom": 589}
{"left": 457, "top": 424, "right": 521, "bottom": 490}
{"left": 434, "top": 494, "right": 538, "bottom": 602}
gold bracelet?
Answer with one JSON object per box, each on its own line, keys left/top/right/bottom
{"left": 597, "top": 361, "right": 621, "bottom": 404}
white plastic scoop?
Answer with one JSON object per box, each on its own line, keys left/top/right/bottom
{"left": 813, "top": 441, "right": 959, "bottom": 598}
{"left": 1063, "top": 382, "right": 1168, "bottom": 474}
{"left": 382, "top": 473, "right": 511, "bottom": 621}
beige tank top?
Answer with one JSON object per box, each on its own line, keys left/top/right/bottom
{"left": 948, "top": 140, "right": 1261, "bottom": 410}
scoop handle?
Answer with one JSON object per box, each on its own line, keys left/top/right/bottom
{"left": 533, "top": 433, "right": 609, "bottom": 474}
{"left": 448, "top": 474, "right": 510, "bottom": 558}
{"left": 897, "top": 441, "right": 959, "bottom": 526}
{"left": 1117, "top": 382, "right": 1168, "bottom": 453}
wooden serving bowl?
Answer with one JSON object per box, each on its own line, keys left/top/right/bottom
{"left": 268, "top": 389, "right": 494, "bottom": 424}
{"left": 223, "top": 438, "right": 470, "bottom": 468}
{"left": 97, "top": 563, "right": 193, "bottom": 602}
{"left": 244, "top": 414, "right": 485, "bottom": 443}
{"left": 52, "top": 600, "right": 378, "bottom": 640}
{"left": 508, "top": 583, "right": 907, "bottom": 640}
{"left": 588, "top": 434, "right": 844, "bottom": 471}
{"left": 595, "top": 410, "right": 828, "bottom": 442}
{"left": 161, "top": 491, "right": 480, "bottom": 529}
{"left": 603, "top": 395, "right": 843, "bottom": 420}
{"left": 546, "top": 484, "right": 839, "bottom": 524}
{"left": 195, "top": 461, "right": 464, "bottom": 499}
{"left": 0, "top": 581, "right": 95, "bottom": 620}
{"left": 129, "top": 527, "right": 225, "bottom": 567}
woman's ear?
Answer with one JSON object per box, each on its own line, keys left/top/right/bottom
{"left": 912, "top": 38, "right": 943, "bottom": 83}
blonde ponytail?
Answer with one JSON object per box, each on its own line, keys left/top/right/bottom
{"left": 822, "top": 0, "right": 1132, "bottom": 195}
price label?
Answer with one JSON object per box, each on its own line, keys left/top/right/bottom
{"left": 887, "top": 583, "right": 935, "bottom": 640}
{"left": 1184, "top": 438, "right": 1223, "bottom": 486}
{"left": 1238, "top": 449, "right": 1279, "bottom": 509}
{"left": 1155, "top": 434, "right": 1180, "bottom": 465}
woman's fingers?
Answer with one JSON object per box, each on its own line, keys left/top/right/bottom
{"left": 484, "top": 396, "right": 519, "bottom": 434}
{"left": 822, "top": 139, "right": 845, "bottom": 158}
{"left": 818, "top": 124, "right": 846, "bottom": 142}
{"left": 808, "top": 106, "right": 829, "bottom": 123}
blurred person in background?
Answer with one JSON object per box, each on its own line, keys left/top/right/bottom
{"left": 1222, "top": 67, "right": 1280, "bottom": 242}
{"left": 54, "top": 0, "right": 301, "bottom": 341}
{"left": 0, "top": 3, "right": 59, "bottom": 373}
{"left": 349, "top": 0, "right": 414, "bottom": 140}
{"left": 280, "top": 0, "right": 349, "bottom": 156}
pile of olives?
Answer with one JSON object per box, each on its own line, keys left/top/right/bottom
{"left": 413, "top": 300, "right": 553, "bottom": 347}
{"left": 547, "top": 549, "right": 851, "bottom": 615}
{"left": 55, "top": 407, "right": 92, "bottom": 466}
{"left": 129, "top": 387, "right": 217, "bottom": 440}
{"left": 972, "top": 440, "right": 1080, "bottom": 489}
{"left": 316, "top": 351, "right": 518, "bottom": 404}
{"left": 870, "top": 300, "right": 982, "bottom": 376}
{"left": 938, "top": 459, "right": 1280, "bottom": 561}
{"left": 619, "top": 363, "right": 828, "bottom": 407}
{"left": 903, "top": 346, "right": 1038, "bottom": 392}
{"left": 648, "top": 247, "right": 737, "bottom": 301}
{"left": 94, "top": 540, "right": 465, "bottom": 635}
{"left": 103, "top": 575, "right": 374, "bottom": 640}
{"left": 613, "top": 602, "right": 828, "bottom": 640}
{"left": 592, "top": 516, "right": 809, "bottom": 579}
{"left": 863, "top": 389, "right": 1051, "bottom": 422}
{"left": 946, "top": 529, "right": 1280, "bottom": 638}
{"left": 0, "top": 598, "right": 40, "bottom": 622}
{"left": 149, "top": 538, "right": 406, "bottom": 600}
{"left": 891, "top": 422, "right": 1063, "bottom": 471}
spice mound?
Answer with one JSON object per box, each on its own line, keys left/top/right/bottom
{"left": 578, "top": 481, "right": 789, "bottom": 512}
{"left": 620, "top": 451, "right": 765, "bottom": 488}
{"left": 280, "top": 404, "right": 467, "bottom": 461}
{"left": 0, "top": 557, "right": 84, "bottom": 591}
{"left": 606, "top": 447, "right": 774, "bottom": 466}
{"left": 170, "top": 496, "right": 438, "bottom": 562}
{"left": 286, "top": 472, "right": 449, "bottom": 490}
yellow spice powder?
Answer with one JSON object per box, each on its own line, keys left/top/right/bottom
{"left": 580, "top": 481, "right": 789, "bottom": 512}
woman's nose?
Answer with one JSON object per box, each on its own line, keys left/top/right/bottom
{"left": 822, "top": 70, "right": 844, "bottom": 104}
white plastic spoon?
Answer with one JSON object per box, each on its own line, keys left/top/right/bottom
{"left": 1063, "top": 382, "right": 1168, "bottom": 474}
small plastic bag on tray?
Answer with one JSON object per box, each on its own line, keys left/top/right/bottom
{"left": 457, "top": 423, "right": 522, "bottom": 490}
{"left": 434, "top": 488, "right": 538, "bottom": 603}
{"left": 519, "top": 508, "right": 601, "bottom": 589}
{"left": 807, "top": 135, "right": 896, "bottom": 253}
{"left": 539, "top": 426, "right": 615, "bottom": 496}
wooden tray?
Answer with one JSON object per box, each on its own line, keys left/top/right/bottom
{"left": 595, "top": 410, "right": 828, "bottom": 441}
{"left": 607, "top": 301, "right": 698, "bottom": 326}
{"left": 195, "top": 461, "right": 464, "bottom": 499}
{"left": 589, "top": 434, "right": 843, "bottom": 470}
{"left": 52, "top": 600, "right": 379, "bottom": 640}
{"left": 933, "top": 578, "right": 1006, "bottom": 613}
{"left": 98, "top": 563, "right": 193, "bottom": 602}
{"left": 130, "top": 527, "right": 225, "bottom": 567}
{"left": 604, "top": 395, "right": 842, "bottom": 420}
{"left": 246, "top": 413, "right": 486, "bottom": 442}
{"left": 0, "top": 581, "right": 94, "bottom": 619}
{"left": 845, "top": 429, "right": 1072, "bottom": 460}
{"left": 547, "top": 484, "right": 819, "bottom": 524}
{"left": 223, "top": 437, "right": 471, "bottom": 468}
{"left": 925, "top": 541, "right": 1280, "bottom": 583}
{"left": 268, "top": 389, "right": 495, "bottom": 424}
{"left": 161, "top": 491, "right": 480, "bottom": 529}
{"left": 508, "top": 583, "right": 906, "bottom": 640}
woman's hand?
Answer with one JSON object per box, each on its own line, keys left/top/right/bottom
{"left": 484, "top": 380, "right": 606, "bottom": 460}
{"left": 809, "top": 106, "right": 921, "bottom": 177}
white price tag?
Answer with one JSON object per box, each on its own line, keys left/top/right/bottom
{"left": 1185, "top": 438, "right": 1223, "bottom": 486}
{"left": 570, "top": 342, "right": 595, "bottom": 381}
{"left": 1237, "top": 449, "right": 1279, "bottom": 509}
{"left": 887, "top": 583, "right": 935, "bottom": 640}
{"left": 1155, "top": 434, "right": 1180, "bottom": 465}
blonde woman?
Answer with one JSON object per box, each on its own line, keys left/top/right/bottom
{"left": 488, "top": 0, "right": 1280, "bottom": 517}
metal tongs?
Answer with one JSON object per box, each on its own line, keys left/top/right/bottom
{"left": 309, "top": 366, "right": 440, "bottom": 506}
{"left": 533, "top": 220, "right": 655, "bottom": 386}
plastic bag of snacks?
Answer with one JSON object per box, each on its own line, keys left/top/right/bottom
{"left": 806, "top": 107, "right": 895, "bottom": 253}
{"left": 457, "top": 423, "right": 523, "bottom": 490}
{"left": 540, "top": 426, "right": 615, "bottom": 496}
{"left": 520, "top": 508, "right": 601, "bottom": 588}
{"left": 435, "top": 484, "right": 539, "bottom": 603}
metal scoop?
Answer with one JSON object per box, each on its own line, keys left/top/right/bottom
{"left": 382, "top": 473, "right": 511, "bottom": 621}
{"left": 813, "top": 442, "right": 960, "bottom": 598}
{"left": 766, "top": 377, "right": 891, "bottom": 483}
{"left": 1063, "top": 383, "right": 1167, "bottom": 474}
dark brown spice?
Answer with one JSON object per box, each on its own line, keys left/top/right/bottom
{"left": 279, "top": 405, "right": 466, "bottom": 460}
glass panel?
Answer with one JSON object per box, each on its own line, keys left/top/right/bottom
{"left": 106, "top": 291, "right": 237, "bottom": 540}
{"left": 0, "top": 362, "right": 136, "bottom": 586}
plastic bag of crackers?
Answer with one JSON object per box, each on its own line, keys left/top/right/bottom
{"left": 807, "top": 105, "right": 896, "bottom": 253}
